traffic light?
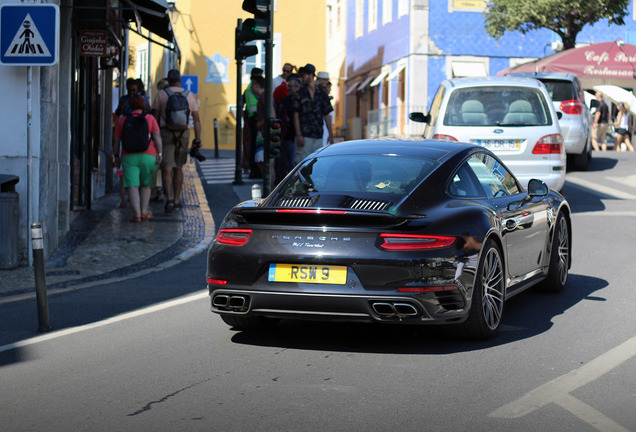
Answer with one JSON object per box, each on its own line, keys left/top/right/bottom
{"left": 269, "top": 118, "right": 282, "bottom": 157}
{"left": 239, "top": 0, "right": 271, "bottom": 43}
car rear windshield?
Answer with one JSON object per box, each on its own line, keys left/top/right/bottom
{"left": 279, "top": 155, "right": 439, "bottom": 199}
{"left": 539, "top": 79, "right": 577, "bottom": 102}
{"left": 444, "top": 86, "right": 553, "bottom": 127}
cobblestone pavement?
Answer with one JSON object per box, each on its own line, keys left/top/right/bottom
{"left": 0, "top": 162, "right": 215, "bottom": 302}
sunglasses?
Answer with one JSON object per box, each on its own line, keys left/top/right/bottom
{"left": 283, "top": 69, "right": 292, "bottom": 73}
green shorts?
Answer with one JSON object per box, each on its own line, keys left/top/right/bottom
{"left": 122, "top": 153, "right": 157, "bottom": 188}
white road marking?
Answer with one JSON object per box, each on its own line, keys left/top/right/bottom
{"left": 574, "top": 211, "right": 636, "bottom": 217}
{"left": 0, "top": 291, "right": 208, "bottom": 354}
{"left": 490, "top": 335, "right": 636, "bottom": 431}
{"left": 554, "top": 394, "right": 629, "bottom": 432}
{"left": 566, "top": 177, "right": 636, "bottom": 200}
{"left": 607, "top": 174, "right": 636, "bottom": 189}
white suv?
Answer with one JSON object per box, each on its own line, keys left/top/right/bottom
{"left": 505, "top": 72, "right": 592, "bottom": 170}
{"left": 410, "top": 76, "right": 566, "bottom": 191}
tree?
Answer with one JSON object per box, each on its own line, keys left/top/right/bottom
{"left": 483, "top": 0, "right": 630, "bottom": 50}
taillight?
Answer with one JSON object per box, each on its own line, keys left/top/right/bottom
{"left": 532, "top": 134, "right": 563, "bottom": 154}
{"left": 433, "top": 134, "right": 458, "bottom": 142}
{"left": 216, "top": 229, "right": 252, "bottom": 246}
{"left": 207, "top": 278, "right": 228, "bottom": 285}
{"left": 560, "top": 100, "right": 583, "bottom": 115}
{"left": 379, "top": 233, "right": 456, "bottom": 250}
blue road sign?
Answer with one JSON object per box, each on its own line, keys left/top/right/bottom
{"left": 0, "top": 4, "right": 59, "bottom": 66}
{"left": 181, "top": 75, "right": 199, "bottom": 94}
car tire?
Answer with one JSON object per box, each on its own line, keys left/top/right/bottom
{"left": 570, "top": 147, "right": 589, "bottom": 171}
{"left": 454, "top": 239, "right": 505, "bottom": 340}
{"left": 536, "top": 213, "right": 570, "bottom": 293}
{"left": 221, "top": 315, "right": 279, "bottom": 330}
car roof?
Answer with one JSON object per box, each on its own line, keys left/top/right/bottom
{"left": 505, "top": 71, "right": 578, "bottom": 82}
{"left": 314, "top": 138, "right": 478, "bottom": 162}
{"left": 444, "top": 76, "right": 548, "bottom": 89}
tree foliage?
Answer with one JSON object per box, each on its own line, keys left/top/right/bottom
{"left": 483, "top": 0, "right": 630, "bottom": 50}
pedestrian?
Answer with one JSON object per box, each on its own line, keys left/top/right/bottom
{"left": 613, "top": 102, "right": 635, "bottom": 152}
{"left": 244, "top": 67, "right": 264, "bottom": 178}
{"left": 252, "top": 75, "right": 267, "bottom": 179}
{"left": 136, "top": 78, "right": 149, "bottom": 101}
{"left": 273, "top": 63, "right": 294, "bottom": 91}
{"left": 273, "top": 73, "right": 301, "bottom": 183}
{"left": 151, "top": 69, "right": 202, "bottom": 213}
{"left": 316, "top": 71, "right": 330, "bottom": 92}
{"left": 113, "top": 95, "right": 162, "bottom": 222}
{"left": 156, "top": 77, "right": 169, "bottom": 91}
{"left": 115, "top": 77, "right": 149, "bottom": 116}
{"left": 316, "top": 71, "right": 334, "bottom": 147}
{"left": 149, "top": 77, "right": 170, "bottom": 203}
{"left": 113, "top": 77, "right": 143, "bottom": 209}
{"left": 292, "top": 64, "right": 334, "bottom": 163}
{"left": 592, "top": 91, "right": 610, "bottom": 151}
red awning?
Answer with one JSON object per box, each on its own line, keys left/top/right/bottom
{"left": 498, "top": 41, "right": 636, "bottom": 80}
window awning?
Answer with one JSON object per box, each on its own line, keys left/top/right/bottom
{"left": 370, "top": 69, "right": 390, "bottom": 87}
{"left": 452, "top": 62, "right": 488, "bottom": 77}
{"left": 357, "top": 75, "right": 375, "bottom": 91}
{"left": 387, "top": 63, "right": 406, "bottom": 80}
{"left": 123, "top": 0, "right": 178, "bottom": 50}
{"left": 345, "top": 82, "right": 360, "bottom": 95}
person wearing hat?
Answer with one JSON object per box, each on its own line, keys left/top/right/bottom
{"left": 316, "top": 71, "right": 330, "bottom": 90}
{"left": 292, "top": 63, "right": 334, "bottom": 163}
{"left": 151, "top": 69, "right": 201, "bottom": 212}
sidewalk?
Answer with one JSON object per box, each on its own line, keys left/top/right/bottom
{"left": 0, "top": 162, "right": 215, "bottom": 302}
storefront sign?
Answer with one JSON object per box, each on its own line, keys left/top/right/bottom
{"left": 80, "top": 30, "right": 107, "bottom": 57}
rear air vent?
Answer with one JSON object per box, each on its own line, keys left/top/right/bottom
{"left": 346, "top": 198, "right": 392, "bottom": 211}
{"left": 278, "top": 196, "right": 317, "bottom": 208}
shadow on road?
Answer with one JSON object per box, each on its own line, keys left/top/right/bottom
{"left": 228, "top": 273, "right": 607, "bottom": 354}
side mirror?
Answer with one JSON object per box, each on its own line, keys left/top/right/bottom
{"left": 409, "top": 112, "right": 431, "bottom": 123}
{"left": 527, "top": 179, "right": 548, "bottom": 197}
{"left": 556, "top": 112, "right": 563, "bottom": 120}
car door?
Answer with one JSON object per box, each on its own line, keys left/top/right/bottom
{"left": 466, "top": 153, "right": 549, "bottom": 279}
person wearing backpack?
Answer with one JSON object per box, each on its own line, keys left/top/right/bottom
{"left": 113, "top": 95, "right": 163, "bottom": 222}
{"left": 151, "top": 69, "right": 202, "bottom": 213}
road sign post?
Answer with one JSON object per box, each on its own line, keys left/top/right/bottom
{"left": 1, "top": 4, "right": 60, "bottom": 265}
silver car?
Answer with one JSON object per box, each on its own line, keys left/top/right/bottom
{"left": 410, "top": 76, "right": 566, "bottom": 191}
{"left": 505, "top": 72, "right": 592, "bottom": 170}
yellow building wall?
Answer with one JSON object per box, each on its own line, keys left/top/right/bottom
{"left": 129, "top": 0, "right": 327, "bottom": 150}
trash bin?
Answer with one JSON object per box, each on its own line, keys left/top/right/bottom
{"left": 0, "top": 174, "right": 20, "bottom": 269}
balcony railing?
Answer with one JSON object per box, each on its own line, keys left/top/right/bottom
{"left": 367, "top": 105, "right": 428, "bottom": 138}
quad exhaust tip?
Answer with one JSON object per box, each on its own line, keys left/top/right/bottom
{"left": 371, "top": 301, "right": 419, "bottom": 318}
{"left": 213, "top": 294, "right": 249, "bottom": 311}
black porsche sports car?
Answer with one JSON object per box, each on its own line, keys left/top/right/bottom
{"left": 207, "top": 139, "right": 571, "bottom": 339}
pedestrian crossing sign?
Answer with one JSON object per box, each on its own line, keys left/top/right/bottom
{"left": 0, "top": 4, "right": 59, "bottom": 66}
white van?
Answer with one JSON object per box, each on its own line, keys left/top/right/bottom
{"left": 410, "top": 77, "right": 566, "bottom": 191}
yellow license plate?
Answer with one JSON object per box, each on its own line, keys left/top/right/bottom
{"left": 268, "top": 264, "right": 347, "bottom": 284}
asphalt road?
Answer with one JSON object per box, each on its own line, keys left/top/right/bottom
{"left": 0, "top": 152, "right": 635, "bottom": 431}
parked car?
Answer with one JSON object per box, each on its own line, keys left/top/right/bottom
{"left": 505, "top": 72, "right": 592, "bottom": 170}
{"left": 410, "top": 76, "right": 566, "bottom": 191}
{"left": 206, "top": 139, "right": 572, "bottom": 340}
